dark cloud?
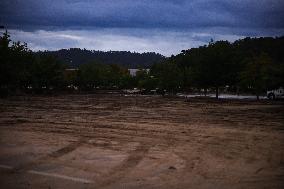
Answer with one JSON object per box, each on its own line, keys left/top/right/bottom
{"left": 1, "top": 0, "right": 284, "bottom": 56}
{"left": 1, "top": 0, "right": 284, "bottom": 30}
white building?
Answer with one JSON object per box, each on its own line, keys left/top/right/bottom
{"left": 128, "top": 69, "right": 150, "bottom": 76}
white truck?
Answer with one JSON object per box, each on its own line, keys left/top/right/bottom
{"left": 267, "top": 87, "right": 284, "bottom": 99}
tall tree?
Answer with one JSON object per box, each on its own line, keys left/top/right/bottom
{"left": 28, "top": 55, "right": 65, "bottom": 92}
{"left": 240, "top": 53, "right": 273, "bottom": 100}
{"left": 151, "top": 61, "right": 182, "bottom": 93}
{"left": 0, "top": 31, "right": 33, "bottom": 94}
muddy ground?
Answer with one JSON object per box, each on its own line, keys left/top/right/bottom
{"left": 0, "top": 94, "right": 283, "bottom": 189}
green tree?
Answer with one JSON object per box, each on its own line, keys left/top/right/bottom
{"left": 28, "top": 55, "right": 65, "bottom": 93}
{"left": 151, "top": 61, "right": 182, "bottom": 94}
{"left": 240, "top": 53, "right": 273, "bottom": 100}
{"left": 77, "top": 62, "right": 104, "bottom": 90}
{"left": 0, "top": 31, "right": 12, "bottom": 93}
{"left": 188, "top": 41, "right": 234, "bottom": 98}
{"left": 0, "top": 31, "right": 33, "bottom": 94}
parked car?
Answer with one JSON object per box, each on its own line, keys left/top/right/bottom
{"left": 267, "top": 87, "right": 284, "bottom": 99}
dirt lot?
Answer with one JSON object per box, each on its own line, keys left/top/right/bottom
{"left": 0, "top": 94, "right": 283, "bottom": 189}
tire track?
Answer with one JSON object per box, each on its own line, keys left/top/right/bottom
{"left": 11, "top": 138, "right": 86, "bottom": 172}
{"left": 94, "top": 142, "right": 150, "bottom": 188}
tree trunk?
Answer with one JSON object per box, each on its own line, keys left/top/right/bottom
{"left": 236, "top": 86, "right": 240, "bottom": 96}
{"left": 215, "top": 87, "right": 219, "bottom": 99}
{"left": 204, "top": 88, "right": 207, "bottom": 96}
{"left": 256, "top": 89, "right": 260, "bottom": 100}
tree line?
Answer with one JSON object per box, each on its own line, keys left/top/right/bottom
{"left": 36, "top": 48, "right": 165, "bottom": 68}
{"left": 1, "top": 30, "right": 284, "bottom": 98}
{"left": 152, "top": 37, "right": 284, "bottom": 99}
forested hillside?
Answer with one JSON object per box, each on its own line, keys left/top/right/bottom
{"left": 35, "top": 49, "right": 165, "bottom": 68}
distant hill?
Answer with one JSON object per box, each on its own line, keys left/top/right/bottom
{"left": 35, "top": 48, "right": 166, "bottom": 68}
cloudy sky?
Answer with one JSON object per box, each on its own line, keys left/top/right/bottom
{"left": 1, "top": 0, "right": 284, "bottom": 56}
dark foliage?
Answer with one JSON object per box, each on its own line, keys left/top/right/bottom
{"left": 35, "top": 48, "right": 165, "bottom": 68}
{"left": 0, "top": 31, "right": 283, "bottom": 99}
{"left": 151, "top": 36, "right": 284, "bottom": 98}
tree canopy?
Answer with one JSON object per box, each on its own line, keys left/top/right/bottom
{"left": 1, "top": 31, "right": 283, "bottom": 99}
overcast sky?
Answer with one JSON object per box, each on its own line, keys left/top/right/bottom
{"left": 1, "top": 0, "right": 284, "bottom": 56}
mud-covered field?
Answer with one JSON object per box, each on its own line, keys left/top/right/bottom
{"left": 0, "top": 94, "right": 283, "bottom": 189}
